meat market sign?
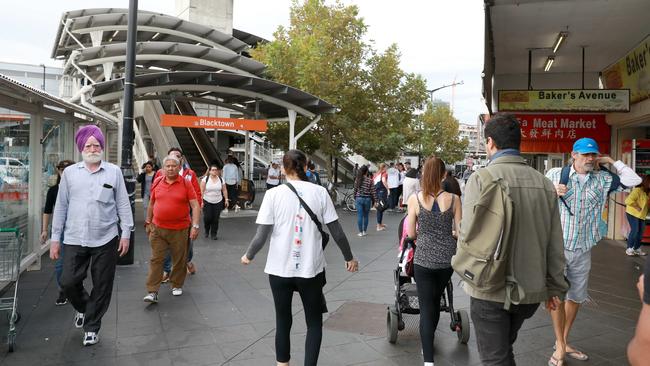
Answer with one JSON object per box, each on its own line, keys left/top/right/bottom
{"left": 513, "top": 113, "right": 611, "bottom": 154}
{"left": 498, "top": 89, "right": 629, "bottom": 112}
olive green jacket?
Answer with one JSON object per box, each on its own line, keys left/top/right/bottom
{"left": 460, "top": 155, "right": 569, "bottom": 304}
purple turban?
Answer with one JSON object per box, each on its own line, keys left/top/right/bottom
{"left": 75, "top": 125, "right": 105, "bottom": 152}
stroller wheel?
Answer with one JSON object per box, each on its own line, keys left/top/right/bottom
{"left": 387, "top": 306, "right": 399, "bottom": 344}
{"left": 456, "top": 310, "right": 470, "bottom": 344}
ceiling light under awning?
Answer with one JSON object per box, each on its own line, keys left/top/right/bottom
{"left": 553, "top": 31, "right": 568, "bottom": 53}
{"left": 544, "top": 56, "right": 555, "bottom": 72}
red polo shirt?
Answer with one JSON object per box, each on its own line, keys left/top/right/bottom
{"left": 151, "top": 175, "right": 197, "bottom": 230}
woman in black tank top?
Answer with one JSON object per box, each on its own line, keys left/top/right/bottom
{"left": 405, "top": 156, "right": 462, "bottom": 366}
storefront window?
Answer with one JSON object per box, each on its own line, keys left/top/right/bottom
{"left": 0, "top": 113, "right": 31, "bottom": 257}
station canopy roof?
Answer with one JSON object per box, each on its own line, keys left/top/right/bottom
{"left": 74, "top": 41, "right": 266, "bottom": 78}
{"left": 90, "top": 71, "right": 337, "bottom": 119}
{"left": 52, "top": 8, "right": 250, "bottom": 59}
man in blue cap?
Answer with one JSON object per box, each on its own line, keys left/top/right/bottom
{"left": 545, "top": 137, "right": 641, "bottom": 364}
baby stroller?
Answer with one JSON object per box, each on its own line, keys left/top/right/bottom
{"left": 386, "top": 216, "right": 470, "bottom": 344}
{"left": 236, "top": 178, "right": 256, "bottom": 209}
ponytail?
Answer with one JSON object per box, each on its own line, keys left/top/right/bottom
{"left": 283, "top": 149, "right": 309, "bottom": 182}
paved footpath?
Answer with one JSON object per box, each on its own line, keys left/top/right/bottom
{"left": 0, "top": 205, "right": 644, "bottom": 365}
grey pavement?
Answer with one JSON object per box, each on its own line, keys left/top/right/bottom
{"left": 0, "top": 203, "right": 645, "bottom": 366}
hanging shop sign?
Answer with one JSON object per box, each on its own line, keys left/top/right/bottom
{"left": 498, "top": 89, "right": 630, "bottom": 112}
{"left": 514, "top": 113, "right": 610, "bottom": 154}
{"left": 160, "top": 114, "right": 268, "bottom": 131}
{"left": 601, "top": 34, "right": 650, "bottom": 104}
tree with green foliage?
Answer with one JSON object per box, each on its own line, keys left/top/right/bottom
{"left": 251, "top": 0, "right": 428, "bottom": 171}
{"left": 416, "top": 104, "right": 469, "bottom": 164}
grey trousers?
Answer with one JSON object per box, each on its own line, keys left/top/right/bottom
{"left": 470, "top": 297, "right": 540, "bottom": 366}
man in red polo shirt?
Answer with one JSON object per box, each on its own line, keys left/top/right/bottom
{"left": 143, "top": 155, "right": 200, "bottom": 302}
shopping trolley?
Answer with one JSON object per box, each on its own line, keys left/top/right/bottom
{"left": 0, "top": 228, "right": 23, "bottom": 352}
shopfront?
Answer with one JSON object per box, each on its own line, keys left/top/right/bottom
{"left": 0, "top": 74, "right": 114, "bottom": 274}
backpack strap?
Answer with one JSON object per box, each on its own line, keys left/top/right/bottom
{"left": 599, "top": 165, "right": 624, "bottom": 194}
{"left": 559, "top": 166, "right": 573, "bottom": 216}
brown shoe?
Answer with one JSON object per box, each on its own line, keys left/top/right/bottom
{"left": 187, "top": 262, "right": 196, "bottom": 275}
{"left": 161, "top": 272, "right": 170, "bottom": 283}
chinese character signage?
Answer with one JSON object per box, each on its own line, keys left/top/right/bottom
{"left": 498, "top": 89, "right": 629, "bottom": 112}
{"left": 601, "top": 34, "right": 650, "bottom": 104}
{"left": 514, "top": 114, "right": 610, "bottom": 154}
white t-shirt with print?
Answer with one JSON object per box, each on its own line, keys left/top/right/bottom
{"left": 256, "top": 180, "right": 338, "bottom": 278}
{"left": 387, "top": 167, "right": 400, "bottom": 188}
{"left": 266, "top": 166, "right": 281, "bottom": 185}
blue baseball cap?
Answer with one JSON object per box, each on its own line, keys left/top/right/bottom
{"left": 572, "top": 138, "right": 599, "bottom": 154}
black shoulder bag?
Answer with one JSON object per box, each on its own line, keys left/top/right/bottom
{"left": 285, "top": 182, "right": 330, "bottom": 313}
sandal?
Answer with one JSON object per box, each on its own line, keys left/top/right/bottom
{"left": 548, "top": 355, "right": 564, "bottom": 366}
{"left": 566, "top": 349, "right": 589, "bottom": 361}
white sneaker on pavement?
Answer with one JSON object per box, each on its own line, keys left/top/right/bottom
{"left": 635, "top": 249, "right": 647, "bottom": 256}
{"left": 74, "top": 312, "right": 85, "bottom": 328}
{"left": 143, "top": 292, "right": 158, "bottom": 303}
{"left": 172, "top": 288, "right": 183, "bottom": 296}
{"left": 626, "top": 248, "right": 637, "bottom": 256}
{"left": 82, "top": 332, "right": 99, "bottom": 346}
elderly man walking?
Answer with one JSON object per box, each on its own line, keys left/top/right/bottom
{"left": 144, "top": 155, "right": 201, "bottom": 303}
{"left": 50, "top": 125, "right": 133, "bottom": 346}
{"left": 546, "top": 138, "right": 641, "bottom": 363}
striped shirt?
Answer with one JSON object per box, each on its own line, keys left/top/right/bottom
{"left": 546, "top": 161, "right": 640, "bottom": 251}
{"left": 354, "top": 176, "right": 376, "bottom": 201}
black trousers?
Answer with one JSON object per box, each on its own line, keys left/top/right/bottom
{"left": 414, "top": 265, "right": 453, "bottom": 363}
{"left": 61, "top": 237, "right": 119, "bottom": 333}
{"left": 226, "top": 184, "right": 238, "bottom": 209}
{"left": 269, "top": 272, "right": 325, "bottom": 366}
{"left": 389, "top": 187, "right": 400, "bottom": 209}
{"left": 470, "top": 297, "right": 540, "bottom": 366}
{"left": 203, "top": 199, "right": 224, "bottom": 238}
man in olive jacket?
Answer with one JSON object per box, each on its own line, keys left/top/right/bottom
{"left": 459, "top": 114, "right": 569, "bottom": 366}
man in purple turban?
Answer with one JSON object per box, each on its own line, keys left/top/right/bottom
{"left": 51, "top": 124, "right": 133, "bottom": 346}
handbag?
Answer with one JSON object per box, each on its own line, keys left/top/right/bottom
{"left": 285, "top": 183, "right": 330, "bottom": 313}
{"left": 376, "top": 197, "right": 389, "bottom": 213}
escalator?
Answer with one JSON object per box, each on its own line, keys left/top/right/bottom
{"left": 162, "top": 100, "right": 223, "bottom": 174}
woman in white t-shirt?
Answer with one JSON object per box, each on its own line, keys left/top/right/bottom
{"left": 241, "top": 149, "right": 359, "bottom": 366}
{"left": 266, "top": 161, "right": 281, "bottom": 189}
{"left": 200, "top": 163, "right": 228, "bottom": 240}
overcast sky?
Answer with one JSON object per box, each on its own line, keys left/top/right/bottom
{"left": 0, "top": 0, "right": 486, "bottom": 124}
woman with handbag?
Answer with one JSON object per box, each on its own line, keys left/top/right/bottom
{"left": 405, "top": 156, "right": 462, "bottom": 366}
{"left": 353, "top": 165, "right": 376, "bottom": 237}
{"left": 625, "top": 175, "right": 650, "bottom": 256}
{"left": 373, "top": 163, "right": 390, "bottom": 231}
{"left": 241, "top": 149, "right": 359, "bottom": 366}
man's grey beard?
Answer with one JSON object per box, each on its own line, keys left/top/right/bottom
{"left": 82, "top": 152, "right": 102, "bottom": 164}
{"left": 583, "top": 163, "right": 595, "bottom": 172}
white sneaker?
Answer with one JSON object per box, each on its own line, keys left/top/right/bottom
{"left": 635, "top": 249, "right": 647, "bottom": 256}
{"left": 357, "top": 232, "right": 364, "bottom": 237}
{"left": 626, "top": 248, "right": 637, "bottom": 256}
{"left": 172, "top": 288, "right": 183, "bottom": 296}
{"left": 362, "top": 231, "right": 367, "bottom": 236}
{"left": 82, "top": 332, "right": 98, "bottom": 346}
{"left": 143, "top": 292, "right": 158, "bottom": 303}
{"left": 74, "top": 312, "right": 85, "bottom": 328}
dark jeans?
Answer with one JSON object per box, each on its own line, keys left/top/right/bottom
{"left": 355, "top": 196, "right": 371, "bottom": 232}
{"left": 203, "top": 199, "right": 224, "bottom": 239}
{"left": 61, "top": 237, "right": 119, "bottom": 333}
{"left": 226, "top": 184, "right": 238, "bottom": 209}
{"left": 389, "top": 187, "right": 400, "bottom": 209}
{"left": 470, "top": 297, "right": 540, "bottom": 366}
{"left": 626, "top": 213, "right": 646, "bottom": 250}
{"left": 269, "top": 272, "right": 325, "bottom": 366}
{"left": 414, "top": 265, "right": 453, "bottom": 363}
{"left": 376, "top": 187, "right": 387, "bottom": 224}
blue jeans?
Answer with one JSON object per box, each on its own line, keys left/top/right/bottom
{"left": 376, "top": 188, "right": 387, "bottom": 224}
{"left": 355, "top": 196, "right": 371, "bottom": 232}
{"left": 627, "top": 213, "right": 646, "bottom": 250}
{"left": 163, "top": 238, "right": 193, "bottom": 273}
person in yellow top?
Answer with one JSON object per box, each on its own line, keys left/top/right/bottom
{"left": 625, "top": 175, "right": 650, "bottom": 256}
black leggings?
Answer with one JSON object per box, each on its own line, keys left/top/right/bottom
{"left": 414, "top": 265, "right": 453, "bottom": 363}
{"left": 269, "top": 272, "right": 324, "bottom": 366}
{"left": 202, "top": 199, "right": 224, "bottom": 238}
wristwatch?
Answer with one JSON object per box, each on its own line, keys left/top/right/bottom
{"left": 192, "top": 224, "right": 200, "bottom": 229}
